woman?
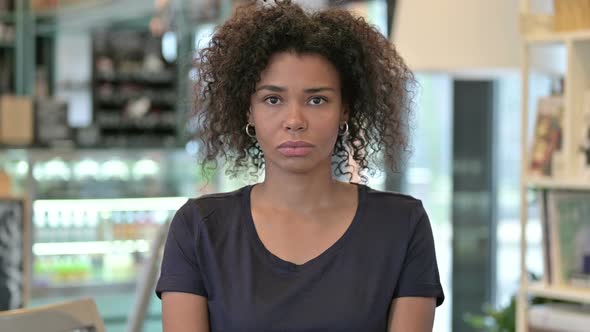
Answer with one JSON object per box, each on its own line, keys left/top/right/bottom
{"left": 156, "top": 1, "right": 444, "bottom": 331}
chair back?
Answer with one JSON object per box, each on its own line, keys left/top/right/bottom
{"left": 0, "top": 297, "right": 105, "bottom": 332}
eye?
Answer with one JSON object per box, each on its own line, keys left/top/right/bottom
{"left": 264, "top": 96, "right": 281, "bottom": 105}
{"left": 308, "top": 97, "right": 326, "bottom": 106}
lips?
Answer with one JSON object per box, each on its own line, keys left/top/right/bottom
{"left": 277, "top": 141, "right": 314, "bottom": 148}
{"left": 277, "top": 141, "right": 314, "bottom": 157}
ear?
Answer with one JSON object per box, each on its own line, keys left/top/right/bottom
{"left": 248, "top": 107, "right": 254, "bottom": 124}
{"left": 340, "top": 106, "right": 349, "bottom": 123}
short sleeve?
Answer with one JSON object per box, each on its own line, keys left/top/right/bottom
{"left": 392, "top": 203, "right": 445, "bottom": 306}
{"left": 155, "top": 201, "right": 207, "bottom": 299}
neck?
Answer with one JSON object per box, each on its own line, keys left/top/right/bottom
{"left": 256, "top": 162, "right": 342, "bottom": 213}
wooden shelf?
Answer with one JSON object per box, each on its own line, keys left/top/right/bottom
{"left": 525, "top": 32, "right": 569, "bottom": 44}
{"left": 527, "top": 283, "right": 590, "bottom": 304}
{"left": 525, "top": 29, "right": 590, "bottom": 45}
{"left": 525, "top": 177, "right": 590, "bottom": 191}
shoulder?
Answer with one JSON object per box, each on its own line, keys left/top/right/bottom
{"left": 190, "top": 186, "right": 247, "bottom": 217}
{"left": 194, "top": 186, "right": 247, "bottom": 201}
{"left": 363, "top": 185, "right": 426, "bottom": 219}
{"left": 169, "top": 186, "right": 248, "bottom": 235}
{"left": 359, "top": 184, "right": 429, "bottom": 238}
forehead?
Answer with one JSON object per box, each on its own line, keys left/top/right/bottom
{"left": 257, "top": 51, "right": 341, "bottom": 88}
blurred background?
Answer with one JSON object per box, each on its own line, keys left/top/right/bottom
{"left": 1, "top": 1, "right": 589, "bottom": 332}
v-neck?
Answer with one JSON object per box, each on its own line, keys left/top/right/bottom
{"left": 242, "top": 183, "right": 367, "bottom": 273}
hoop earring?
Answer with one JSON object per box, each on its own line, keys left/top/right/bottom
{"left": 245, "top": 123, "right": 256, "bottom": 138}
{"left": 339, "top": 121, "right": 349, "bottom": 136}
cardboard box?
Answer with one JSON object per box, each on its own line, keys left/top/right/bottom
{"left": 0, "top": 95, "right": 33, "bottom": 145}
{"left": 554, "top": 0, "right": 590, "bottom": 32}
{"left": 0, "top": 171, "right": 10, "bottom": 196}
{"left": 30, "top": 0, "right": 85, "bottom": 12}
{"left": 30, "top": 0, "right": 58, "bottom": 11}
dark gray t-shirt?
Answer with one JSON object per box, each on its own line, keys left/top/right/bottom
{"left": 156, "top": 184, "right": 444, "bottom": 331}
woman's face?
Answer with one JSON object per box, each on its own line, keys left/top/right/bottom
{"left": 249, "top": 51, "right": 347, "bottom": 175}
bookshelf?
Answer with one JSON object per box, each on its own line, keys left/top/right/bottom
{"left": 518, "top": 1, "right": 590, "bottom": 331}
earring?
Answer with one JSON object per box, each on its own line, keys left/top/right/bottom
{"left": 245, "top": 123, "right": 256, "bottom": 138}
{"left": 339, "top": 121, "right": 349, "bottom": 136}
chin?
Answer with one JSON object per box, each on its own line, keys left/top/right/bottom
{"left": 279, "top": 160, "right": 318, "bottom": 174}
{"left": 268, "top": 156, "right": 325, "bottom": 175}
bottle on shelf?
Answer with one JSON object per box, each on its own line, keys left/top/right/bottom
{"left": 73, "top": 209, "right": 86, "bottom": 241}
{"left": 47, "top": 210, "right": 60, "bottom": 243}
{"left": 60, "top": 210, "right": 72, "bottom": 242}
{"left": 101, "top": 210, "right": 114, "bottom": 241}
{"left": 86, "top": 210, "right": 99, "bottom": 242}
{"left": 124, "top": 210, "right": 135, "bottom": 239}
{"left": 112, "top": 210, "right": 123, "bottom": 241}
{"left": 34, "top": 210, "right": 47, "bottom": 243}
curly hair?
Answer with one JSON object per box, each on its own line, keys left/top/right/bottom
{"left": 194, "top": 0, "right": 415, "bottom": 181}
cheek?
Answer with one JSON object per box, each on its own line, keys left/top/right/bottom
{"left": 317, "top": 122, "right": 341, "bottom": 152}
{"left": 322, "top": 115, "right": 343, "bottom": 137}
{"left": 324, "top": 124, "right": 339, "bottom": 140}
{"left": 250, "top": 117, "right": 275, "bottom": 149}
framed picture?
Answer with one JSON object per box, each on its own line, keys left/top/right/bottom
{"left": 547, "top": 190, "right": 590, "bottom": 287}
{"left": 0, "top": 196, "right": 30, "bottom": 310}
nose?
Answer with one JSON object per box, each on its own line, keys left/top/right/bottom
{"left": 284, "top": 105, "right": 307, "bottom": 132}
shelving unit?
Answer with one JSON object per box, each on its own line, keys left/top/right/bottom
{"left": 517, "top": 1, "right": 590, "bottom": 331}
{"left": 0, "top": 147, "right": 208, "bottom": 330}
{"left": 30, "top": 195, "right": 186, "bottom": 298}
{"left": 91, "top": 27, "right": 179, "bottom": 148}
{"left": 0, "top": 1, "right": 209, "bottom": 330}
{"left": 0, "top": 147, "right": 208, "bottom": 303}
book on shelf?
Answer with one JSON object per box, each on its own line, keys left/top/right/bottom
{"left": 544, "top": 190, "right": 590, "bottom": 287}
{"left": 529, "top": 303, "right": 590, "bottom": 332}
{"left": 529, "top": 96, "right": 564, "bottom": 178}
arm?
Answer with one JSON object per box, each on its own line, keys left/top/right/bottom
{"left": 162, "top": 292, "right": 209, "bottom": 332}
{"left": 388, "top": 203, "right": 444, "bottom": 331}
{"left": 156, "top": 202, "right": 210, "bottom": 331}
{"left": 387, "top": 297, "right": 436, "bottom": 332}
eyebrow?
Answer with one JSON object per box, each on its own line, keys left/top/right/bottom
{"left": 255, "top": 85, "right": 336, "bottom": 93}
{"left": 304, "top": 87, "right": 335, "bottom": 94}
